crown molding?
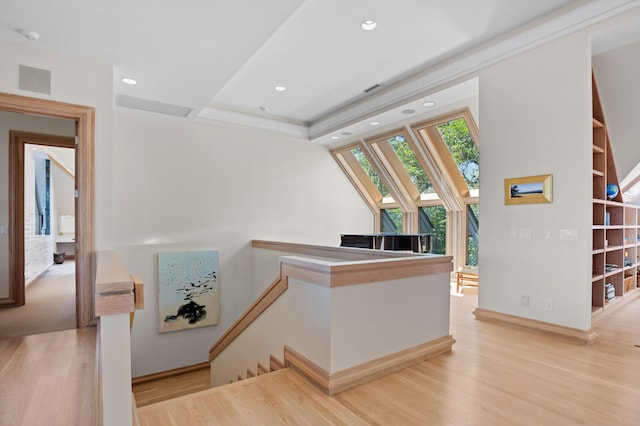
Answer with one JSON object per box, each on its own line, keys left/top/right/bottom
{"left": 197, "top": 105, "right": 308, "bottom": 138}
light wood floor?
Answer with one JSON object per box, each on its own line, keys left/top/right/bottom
{"left": 0, "top": 327, "right": 96, "bottom": 426}
{"left": 138, "top": 290, "right": 640, "bottom": 425}
{"left": 133, "top": 366, "right": 211, "bottom": 407}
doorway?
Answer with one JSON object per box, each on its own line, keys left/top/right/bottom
{"left": 5, "top": 134, "right": 77, "bottom": 331}
{"left": 0, "top": 93, "right": 95, "bottom": 328}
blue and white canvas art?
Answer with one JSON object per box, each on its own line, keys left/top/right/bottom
{"left": 158, "top": 250, "right": 220, "bottom": 333}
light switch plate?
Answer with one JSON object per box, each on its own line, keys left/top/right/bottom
{"left": 559, "top": 229, "right": 579, "bottom": 241}
{"left": 518, "top": 228, "right": 532, "bottom": 240}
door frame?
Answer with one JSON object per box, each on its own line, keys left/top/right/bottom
{"left": 0, "top": 93, "right": 95, "bottom": 327}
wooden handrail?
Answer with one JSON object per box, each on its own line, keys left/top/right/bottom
{"left": 209, "top": 269, "right": 288, "bottom": 360}
{"left": 130, "top": 275, "right": 145, "bottom": 330}
{"left": 95, "top": 251, "right": 135, "bottom": 317}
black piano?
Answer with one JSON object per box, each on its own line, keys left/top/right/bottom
{"left": 340, "top": 233, "right": 433, "bottom": 253}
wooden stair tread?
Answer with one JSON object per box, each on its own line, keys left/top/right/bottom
{"left": 137, "top": 369, "right": 366, "bottom": 425}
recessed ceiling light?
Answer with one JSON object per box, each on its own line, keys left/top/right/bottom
{"left": 331, "top": 136, "right": 339, "bottom": 140}
{"left": 370, "top": 121, "right": 380, "bottom": 126}
{"left": 122, "top": 78, "right": 137, "bottom": 85}
{"left": 422, "top": 101, "right": 436, "bottom": 108}
{"left": 402, "top": 109, "right": 415, "bottom": 115}
{"left": 275, "top": 86, "right": 286, "bottom": 92}
{"left": 361, "top": 20, "right": 377, "bottom": 31}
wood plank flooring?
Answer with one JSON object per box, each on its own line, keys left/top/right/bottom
{"left": 0, "top": 327, "right": 96, "bottom": 426}
{"left": 133, "top": 366, "right": 211, "bottom": 407}
{"left": 138, "top": 290, "right": 640, "bottom": 425}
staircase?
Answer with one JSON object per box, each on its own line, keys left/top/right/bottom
{"left": 133, "top": 353, "right": 286, "bottom": 407}
{"left": 135, "top": 367, "right": 367, "bottom": 426}
{"left": 229, "top": 354, "right": 285, "bottom": 384}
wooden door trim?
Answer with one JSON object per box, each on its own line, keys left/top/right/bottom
{"left": 0, "top": 93, "right": 95, "bottom": 327}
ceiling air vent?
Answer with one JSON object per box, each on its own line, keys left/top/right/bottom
{"left": 116, "top": 94, "right": 192, "bottom": 117}
{"left": 363, "top": 84, "right": 380, "bottom": 93}
{"left": 19, "top": 65, "right": 51, "bottom": 95}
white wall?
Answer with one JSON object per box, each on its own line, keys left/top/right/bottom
{"left": 330, "top": 273, "right": 450, "bottom": 372}
{"left": 113, "top": 109, "right": 372, "bottom": 377}
{"left": 0, "top": 112, "right": 75, "bottom": 297}
{"left": 478, "top": 31, "right": 593, "bottom": 330}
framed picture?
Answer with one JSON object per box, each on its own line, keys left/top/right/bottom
{"left": 158, "top": 250, "right": 220, "bottom": 333}
{"left": 504, "top": 174, "right": 552, "bottom": 205}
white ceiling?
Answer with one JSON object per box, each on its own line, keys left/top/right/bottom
{"left": 1, "top": 0, "right": 639, "bottom": 144}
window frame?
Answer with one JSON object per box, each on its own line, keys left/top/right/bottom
{"left": 332, "top": 142, "right": 402, "bottom": 231}
{"left": 411, "top": 108, "right": 479, "bottom": 205}
{"left": 330, "top": 107, "right": 480, "bottom": 269}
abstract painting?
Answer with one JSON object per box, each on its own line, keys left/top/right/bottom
{"left": 158, "top": 250, "right": 219, "bottom": 333}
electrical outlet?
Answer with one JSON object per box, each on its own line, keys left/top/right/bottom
{"left": 544, "top": 298, "right": 554, "bottom": 311}
{"left": 521, "top": 295, "right": 530, "bottom": 307}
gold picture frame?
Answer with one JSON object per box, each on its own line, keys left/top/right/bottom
{"left": 504, "top": 174, "right": 552, "bottom": 205}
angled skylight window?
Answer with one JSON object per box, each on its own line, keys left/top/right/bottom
{"left": 351, "top": 146, "right": 392, "bottom": 199}
{"left": 387, "top": 135, "right": 436, "bottom": 196}
{"left": 436, "top": 118, "right": 479, "bottom": 190}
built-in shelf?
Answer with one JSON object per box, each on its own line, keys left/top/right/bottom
{"left": 591, "top": 72, "right": 637, "bottom": 318}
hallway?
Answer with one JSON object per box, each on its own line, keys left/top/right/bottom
{"left": 0, "top": 260, "right": 76, "bottom": 337}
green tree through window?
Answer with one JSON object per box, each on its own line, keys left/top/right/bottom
{"left": 420, "top": 206, "right": 446, "bottom": 254}
{"left": 437, "top": 118, "right": 479, "bottom": 189}
{"left": 467, "top": 204, "right": 479, "bottom": 266}
{"left": 381, "top": 208, "right": 402, "bottom": 234}
{"left": 351, "top": 147, "right": 390, "bottom": 197}
{"left": 387, "top": 135, "right": 435, "bottom": 194}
